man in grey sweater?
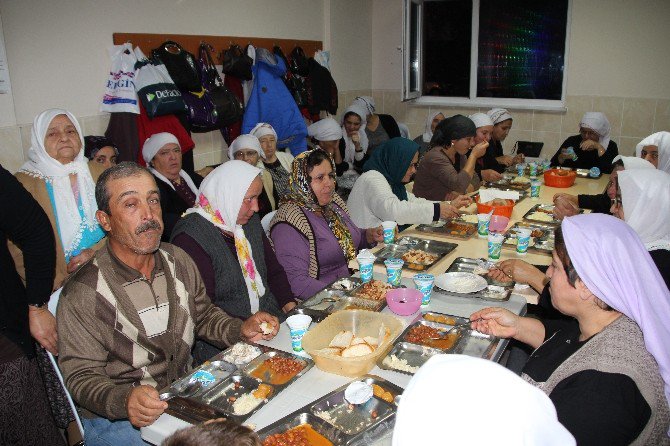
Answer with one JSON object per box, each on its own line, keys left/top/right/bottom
{"left": 57, "top": 162, "right": 279, "bottom": 445}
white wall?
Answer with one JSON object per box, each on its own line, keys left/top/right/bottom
{"left": 0, "top": 14, "right": 16, "bottom": 127}
{"left": 0, "top": 0, "right": 325, "bottom": 125}
{"left": 371, "top": 0, "right": 670, "bottom": 99}
{"left": 328, "top": 0, "right": 373, "bottom": 91}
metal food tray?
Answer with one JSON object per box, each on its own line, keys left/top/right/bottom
{"left": 522, "top": 203, "right": 583, "bottom": 225}
{"left": 484, "top": 176, "right": 531, "bottom": 191}
{"left": 575, "top": 168, "right": 602, "bottom": 179}
{"left": 378, "top": 312, "right": 500, "bottom": 375}
{"left": 414, "top": 218, "right": 478, "bottom": 239}
{"left": 164, "top": 344, "right": 313, "bottom": 424}
{"left": 437, "top": 257, "right": 514, "bottom": 301}
{"left": 292, "top": 277, "right": 387, "bottom": 322}
{"left": 257, "top": 375, "right": 403, "bottom": 445}
{"left": 163, "top": 360, "right": 237, "bottom": 402}
{"left": 374, "top": 236, "right": 457, "bottom": 271}
{"left": 502, "top": 221, "right": 555, "bottom": 254}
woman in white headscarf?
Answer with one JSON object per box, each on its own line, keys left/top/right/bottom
{"left": 351, "top": 96, "right": 401, "bottom": 155}
{"left": 250, "top": 123, "right": 294, "bottom": 213}
{"left": 11, "top": 108, "right": 106, "bottom": 289}
{"left": 635, "top": 131, "right": 670, "bottom": 174}
{"left": 486, "top": 107, "right": 523, "bottom": 169}
{"left": 340, "top": 104, "right": 369, "bottom": 169}
{"left": 142, "top": 132, "right": 202, "bottom": 241}
{"left": 613, "top": 168, "right": 670, "bottom": 288}
{"left": 393, "top": 355, "right": 575, "bottom": 446}
{"left": 412, "top": 110, "right": 445, "bottom": 157}
{"left": 227, "top": 133, "right": 276, "bottom": 218}
{"left": 469, "top": 112, "right": 505, "bottom": 183}
{"left": 550, "top": 112, "right": 619, "bottom": 173}
{"left": 307, "top": 118, "right": 348, "bottom": 176}
{"left": 171, "top": 160, "right": 292, "bottom": 363}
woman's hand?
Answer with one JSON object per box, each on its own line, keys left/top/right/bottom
{"left": 29, "top": 306, "right": 58, "bottom": 355}
{"left": 580, "top": 139, "right": 602, "bottom": 152}
{"left": 366, "top": 226, "right": 384, "bottom": 244}
{"left": 471, "top": 141, "right": 489, "bottom": 159}
{"left": 481, "top": 169, "right": 503, "bottom": 182}
{"left": 553, "top": 193, "right": 579, "bottom": 220}
{"left": 351, "top": 132, "right": 361, "bottom": 150}
{"left": 439, "top": 203, "right": 460, "bottom": 220}
{"left": 511, "top": 153, "right": 525, "bottom": 165}
{"left": 469, "top": 307, "right": 521, "bottom": 339}
{"left": 242, "top": 312, "right": 280, "bottom": 341}
{"left": 496, "top": 155, "right": 514, "bottom": 166}
{"left": 282, "top": 302, "right": 297, "bottom": 313}
{"left": 66, "top": 248, "right": 95, "bottom": 273}
{"left": 490, "top": 259, "right": 546, "bottom": 292}
{"left": 450, "top": 194, "right": 472, "bottom": 209}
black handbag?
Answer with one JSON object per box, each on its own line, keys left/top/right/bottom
{"left": 275, "top": 46, "right": 308, "bottom": 107}
{"left": 288, "top": 46, "right": 310, "bottom": 77}
{"left": 152, "top": 41, "right": 202, "bottom": 92}
{"left": 220, "top": 44, "right": 253, "bottom": 81}
{"left": 199, "top": 44, "right": 244, "bottom": 127}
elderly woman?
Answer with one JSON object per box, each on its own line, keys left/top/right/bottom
{"left": 413, "top": 115, "right": 486, "bottom": 200}
{"left": 347, "top": 137, "right": 471, "bottom": 228}
{"left": 636, "top": 131, "right": 670, "bottom": 174}
{"left": 307, "top": 118, "right": 348, "bottom": 177}
{"left": 393, "top": 355, "right": 575, "bottom": 445}
{"left": 550, "top": 112, "right": 618, "bottom": 173}
{"left": 469, "top": 112, "right": 504, "bottom": 183}
{"left": 10, "top": 109, "right": 106, "bottom": 289}
{"left": 553, "top": 155, "right": 655, "bottom": 219}
{"left": 352, "top": 96, "right": 401, "bottom": 155}
{"left": 486, "top": 108, "right": 523, "bottom": 170}
{"left": 84, "top": 136, "right": 118, "bottom": 170}
{"left": 250, "top": 123, "right": 294, "bottom": 208}
{"left": 171, "top": 161, "right": 297, "bottom": 363}
{"left": 228, "top": 133, "right": 276, "bottom": 219}
{"left": 472, "top": 214, "right": 670, "bottom": 445}
{"left": 413, "top": 110, "right": 445, "bottom": 157}
{"left": 340, "top": 104, "right": 369, "bottom": 171}
{"left": 613, "top": 169, "right": 670, "bottom": 288}
{"left": 270, "top": 149, "right": 383, "bottom": 300}
{"left": 142, "top": 132, "right": 202, "bottom": 242}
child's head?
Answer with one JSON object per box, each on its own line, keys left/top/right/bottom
{"left": 162, "top": 418, "right": 262, "bottom": 446}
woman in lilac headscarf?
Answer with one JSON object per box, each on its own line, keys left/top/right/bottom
{"left": 471, "top": 214, "right": 670, "bottom": 446}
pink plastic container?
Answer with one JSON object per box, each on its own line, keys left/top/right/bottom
{"left": 488, "top": 215, "right": 510, "bottom": 233}
{"left": 385, "top": 288, "right": 423, "bottom": 316}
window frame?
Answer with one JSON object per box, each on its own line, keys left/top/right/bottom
{"left": 403, "top": 0, "right": 573, "bottom": 111}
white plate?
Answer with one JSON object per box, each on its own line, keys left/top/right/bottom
{"left": 435, "top": 272, "right": 488, "bottom": 294}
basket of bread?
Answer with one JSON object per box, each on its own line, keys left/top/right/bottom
{"left": 302, "top": 310, "right": 404, "bottom": 377}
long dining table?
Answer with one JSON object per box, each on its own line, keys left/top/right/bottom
{"left": 141, "top": 172, "right": 609, "bottom": 445}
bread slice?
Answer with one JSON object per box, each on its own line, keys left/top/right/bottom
{"left": 329, "top": 330, "right": 354, "bottom": 349}
{"left": 341, "top": 343, "right": 374, "bottom": 358}
{"left": 314, "top": 347, "right": 343, "bottom": 356}
{"left": 350, "top": 336, "right": 367, "bottom": 346}
{"left": 363, "top": 336, "right": 379, "bottom": 347}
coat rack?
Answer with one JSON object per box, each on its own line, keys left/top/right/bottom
{"left": 113, "top": 33, "right": 322, "bottom": 61}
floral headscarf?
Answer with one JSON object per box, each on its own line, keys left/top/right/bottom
{"left": 282, "top": 149, "right": 356, "bottom": 262}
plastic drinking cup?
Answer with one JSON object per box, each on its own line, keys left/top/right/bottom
{"left": 381, "top": 221, "right": 397, "bottom": 244}
{"left": 357, "top": 256, "right": 375, "bottom": 283}
{"left": 413, "top": 273, "right": 435, "bottom": 306}
{"left": 488, "top": 233, "right": 504, "bottom": 260}
{"left": 384, "top": 259, "right": 404, "bottom": 286}
{"left": 516, "top": 229, "right": 532, "bottom": 255}
{"left": 516, "top": 163, "right": 525, "bottom": 177}
{"left": 529, "top": 162, "right": 538, "bottom": 178}
{"left": 286, "top": 314, "right": 312, "bottom": 352}
{"left": 530, "top": 180, "right": 541, "bottom": 199}
{"left": 477, "top": 213, "right": 491, "bottom": 237}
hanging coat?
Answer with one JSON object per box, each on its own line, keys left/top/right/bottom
{"left": 242, "top": 48, "right": 308, "bottom": 156}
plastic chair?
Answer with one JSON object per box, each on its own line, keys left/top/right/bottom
{"left": 47, "top": 288, "right": 85, "bottom": 441}
{"left": 261, "top": 210, "right": 277, "bottom": 237}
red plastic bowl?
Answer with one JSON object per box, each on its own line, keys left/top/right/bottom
{"left": 475, "top": 196, "right": 515, "bottom": 218}
{"left": 544, "top": 169, "right": 577, "bottom": 188}
{"left": 385, "top": 288, "right": 423, "bottom": 316}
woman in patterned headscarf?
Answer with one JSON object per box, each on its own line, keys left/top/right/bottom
{"left": 270, "top": 149, "right": 384, "bottom": 300}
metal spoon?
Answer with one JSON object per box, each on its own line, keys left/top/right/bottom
{"left": 427, "top": 318, "right": 483, "bottom": 339}
{"left": 159, "top": 380, "right": 202, "bottom": 401}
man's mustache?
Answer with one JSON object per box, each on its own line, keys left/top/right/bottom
{"left": 135, "top": 220, "right": 162, "bottom": 235}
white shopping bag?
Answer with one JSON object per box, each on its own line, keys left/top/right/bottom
{"left": 100, "top": 43, "right": 140, "bottom": 114}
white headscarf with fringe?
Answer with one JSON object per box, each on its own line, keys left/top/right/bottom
{"left": 19, "top": 108, "right": 99, "bottom": 259}
{"left": 184, "top": 161, "right": 266, "bottom": 310}
{"left": 142, "top": 132, "right": 199, "bottom": 196}
{"left": 422, "top": 111, "right": 445, "bottom": 143}
{"left": 341, "top": 105, "right": 369, "bottom": 164}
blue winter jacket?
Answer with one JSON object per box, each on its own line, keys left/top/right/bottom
{"left": 242, "top": 49, "right": 308, "bottom": 156}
